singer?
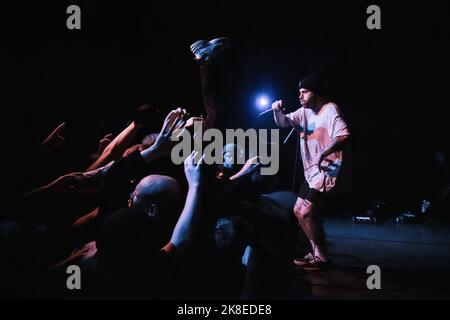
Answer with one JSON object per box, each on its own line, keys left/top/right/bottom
{"left": 272, "top": 74, "right": 351, "bottom": 271}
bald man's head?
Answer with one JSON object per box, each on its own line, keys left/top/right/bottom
{"left": 129, "top": 175, "right": 181, "bottom": 220}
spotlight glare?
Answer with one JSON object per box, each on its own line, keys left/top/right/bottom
{"left": 256, "top": 94, "right": 270, "bottom": 110}
{"left": 259, "top": 97, "right": 268, "bottom": 106}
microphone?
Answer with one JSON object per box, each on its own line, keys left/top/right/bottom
{"left": 257, "top": 106, "right": 290, "bottom": 117}
{"left": 257, "top": 108, "right": 274, "bottom": 117}
{"left": 256, "top": 105, "right": 297, "bottom": 144}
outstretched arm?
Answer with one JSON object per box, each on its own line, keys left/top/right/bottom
{"left": 6, "top": 171, "right": 101, "bottom": 219}
{"left": 229, "top": 156, "right": 261, "bottom": 181}
{"left": 20, "top": 122, "right": 67, "bottom": 174}
{"left": 165, "top": 151, "right": 204, "bottom": 253}
{"left": 86, "top": 108, "right": 187, "bottom": 179}
{"left": 33, "top": 122, "right": 67, "bottom": 154}
{"left": 86, "top": 121, "right": 142, "bottom": 171}
{"left": 7, "top": 109, "right": 187, "bottom": 220}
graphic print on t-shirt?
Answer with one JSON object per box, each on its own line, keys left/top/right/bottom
{"left": 287, "top": 103, "right": 350, "bottom": 193}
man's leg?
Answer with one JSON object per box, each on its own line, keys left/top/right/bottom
{"left": 190, "top": 38, "right": 231, "bottom": 132}
{"left": 199, "top": 60, "right": 220, "bottom": 131}
{"left": 293, "top": 196, "right": 329, "bottom": 262}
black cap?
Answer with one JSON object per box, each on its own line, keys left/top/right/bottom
{"left": 299, "top": 74, "right": 328, "bottom": 97}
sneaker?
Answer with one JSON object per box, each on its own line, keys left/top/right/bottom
{"left": 297, "top": 256, "right": 332, "bottom": 271}
{"left": 293, "top": 253, "right": 315, "bottom": 267}
{"left": 190, "top": 37, "right": 231, "bottom": 62}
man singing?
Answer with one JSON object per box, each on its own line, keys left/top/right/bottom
{"left": 272, "top": 74, "right": 351, "bottom": 270}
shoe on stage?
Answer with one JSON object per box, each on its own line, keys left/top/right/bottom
{"left": 294, "top": 254, "right": 332, "bottom": 271}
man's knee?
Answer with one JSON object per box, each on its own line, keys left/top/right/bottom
{"left": 298, "top": 200, "right": 315, "bottom": 220}
{"left": 293, "top": 198, "right": 304, "bottom": 220}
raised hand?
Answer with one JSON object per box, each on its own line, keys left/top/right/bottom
{"left": 97, "top": 133, "right": 113, "bottom": 155}
{"left": 184, "top": 116, "right": 203, "bottom": 129}
{"left": 37, "top": 122, "right": 67, "bottom": 152}
{"left": 152, "top": 108, "right": 187, "bottom": 153}
{"left": 184, "top": 150, "right": 205, "bottom": 188}
{"left": 271, "top": 100, "right": 283, "bottom": 112}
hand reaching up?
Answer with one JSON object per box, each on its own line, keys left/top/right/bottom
{"left": 97, "top": 133, "right": 113, "bottom": 154}
{"left": 36, "top": 122, "right": 67, "bottom": 153}
{"left": 152, "top": 108, "right": 187, "bottom": 154}
{"left": 184, "top": 150, "right": 205, "bottom": 188}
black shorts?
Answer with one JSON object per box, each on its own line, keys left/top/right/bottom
{"left": 298, "top": 181, "right": 323, "bottom": 203}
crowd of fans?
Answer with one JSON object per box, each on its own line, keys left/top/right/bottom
{"left": 0, "top": 37, "right": 300, "bottom": 299}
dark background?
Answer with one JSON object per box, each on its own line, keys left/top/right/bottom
{"left": 2, "top": 1, "right": 449, "bottom": 211}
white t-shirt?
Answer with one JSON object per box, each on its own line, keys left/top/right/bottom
{"left": 286, "top": 102, "right": 351, "bottom": 193}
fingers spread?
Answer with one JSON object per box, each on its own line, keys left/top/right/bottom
{"left": 197, "top": 154, "right": 206, "bottom": 166}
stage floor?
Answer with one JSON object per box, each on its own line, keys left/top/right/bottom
{"left": 292, "top": 216, "right": 450, "bottom": 299}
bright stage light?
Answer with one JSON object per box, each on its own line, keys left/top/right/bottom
{"left": 256, "top": 95, "right": 270, "bottom": 110}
